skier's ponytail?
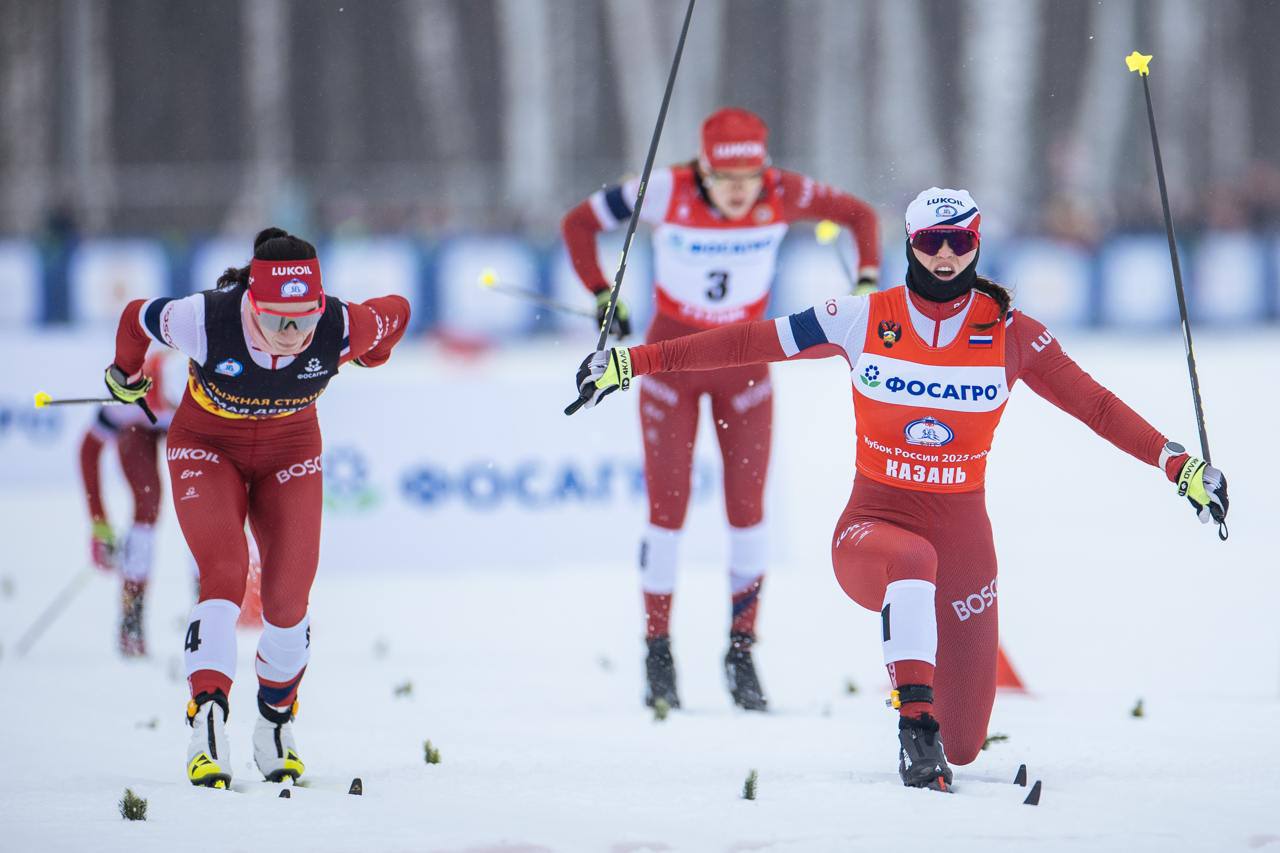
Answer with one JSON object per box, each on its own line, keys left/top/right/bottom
{"left": 970, "top": 276, "right": 1012, "bottom": 331}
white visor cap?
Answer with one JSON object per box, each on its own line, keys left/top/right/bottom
{"left": 905, "top": 188, "right": 981, "bottom": 235}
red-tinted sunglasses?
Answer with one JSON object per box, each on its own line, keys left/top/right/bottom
{"left": 247, "top": 291, "right": 326, "bottom": 333}
{"left": 909, "top": 228, "right": 980, "bottom": 257}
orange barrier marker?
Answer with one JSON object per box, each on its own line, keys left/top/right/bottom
{"left": 996, "top": 645, "right": 1026, "bottom": 691}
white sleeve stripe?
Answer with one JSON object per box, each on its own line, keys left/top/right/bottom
{"left": 340, "top": 304, "right": 351, "bottom": 355}
{"left": 588, "top": 191, "right": 619, "bottom": 229}
{"left": 775, "top": 316, "right": 799, "bottom": 357}
{"left": 194, "top": 293, "right": 208, "bottom": 365}
{"left": 138, "top": 298, "right": 167, "bottom": 345}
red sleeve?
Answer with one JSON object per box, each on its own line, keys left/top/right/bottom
{"left": 562, "top": 200, "right": 610, "bottom": 295}
{"left": 114, "top": 300, "right": 152, "bottom": 377}
{"left": 630, "top": 319, "right": 793, "bottom": 376}
{"left": 343, "top": 295, "right": 411, "bottom": 368}
{"left": 1007, "top": 311, "right": 1169, "bottom": 472}
{"left": 778, "top": 170, "right": 881, "bottom": 272}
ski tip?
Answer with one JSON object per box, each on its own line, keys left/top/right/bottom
{"left": 1023, "top": 779, "right": 1042, "bottom": 806}
{"left": 348, "top": 777, "right": 363, "bottom": 796}
{"left": 278, "top": 788, "right": 291, "bottom": 799}
{"left": 1014, "top": 763, "right": 1028, "bottom": 786}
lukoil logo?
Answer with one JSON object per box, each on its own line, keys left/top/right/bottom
{"left": 272, "top": 265, "right": 313, "bottom": 276}
{"left": 168, "top": 448, "right": 221, "bottom": 464}
{"left": 904, "top": 417, "right": 954, "bottom": 447}
{"left": 280, "top": 278, "right": 310, "bottom": 298}
{"left": 214, "top": 358, "right": 243, "bottom": 377}
{"left": 711, "top": 141, "right": 765, "bottom": 160}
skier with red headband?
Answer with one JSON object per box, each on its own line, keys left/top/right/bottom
{"left": 105, "top": 227, "right": 410, "bottom": 788}
{"left": 572, "top": 188, "right": 1228, "bottom": 789}
{"left": 562, "top": 107, "right": 881, "bottom": 712}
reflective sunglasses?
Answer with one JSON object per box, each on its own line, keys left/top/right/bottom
{"left": 248, "top": 292, "right": 326, "bottom": 333}
{"left": 909, "top": 228, "right": 980, "bottom": 257}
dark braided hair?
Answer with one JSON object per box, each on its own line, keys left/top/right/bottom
{"left": 216, "top": 227, "right": 318, "bottom": 289}
{"left": 971, "top": 275, "right": 1012, "bottom": 331}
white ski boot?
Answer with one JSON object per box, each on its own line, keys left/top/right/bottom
{"left": 186, "top": 691, "right": 232, "bottom": 788}
{"left": 253, "top": 697, "right": 305, "bottom": 782}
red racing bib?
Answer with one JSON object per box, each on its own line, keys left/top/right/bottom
{"left": 851, "top": 287, "right": 1009, "bottom": 492}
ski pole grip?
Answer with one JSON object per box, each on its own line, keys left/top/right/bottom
{"left": 564, "top": 393, "right": 588, "bottom": 417}
{"left": 136, "top": 398, "right": 159, "bottom": 425}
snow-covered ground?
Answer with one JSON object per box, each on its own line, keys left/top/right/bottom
{"left": 1, "top": 331, "right": 1277, "bottom": 852}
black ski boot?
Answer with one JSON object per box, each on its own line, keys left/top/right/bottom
{"left": 724, "top": 632, "right": 768, "bottom": 711}
{"left": 898, "top": 708, "right": 953, "bottom": 791}
{"left": 644, "top": 636, "right": 681, "bottom": 709}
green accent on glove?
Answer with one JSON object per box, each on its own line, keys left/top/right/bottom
{"left": 1175, "top": 456, "right": 1210, "bottom": 506}
{"left": 595, "top": 290, "right": 630, "bottom": 320}
{"left": 104, "top": 365, "right": 153, "bottom": 404}
{"left": 595, "top": 347, "right": 634, "bottom": 393}
{"left": 91, "top": 520, "right": 116, "bottom": 547}
{"left": 595, "top": 290, "right": 631, "bottom": 338}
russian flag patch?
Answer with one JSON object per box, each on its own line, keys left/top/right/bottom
{"left": 968, "top": 334, "right": 993, "bottom": 348}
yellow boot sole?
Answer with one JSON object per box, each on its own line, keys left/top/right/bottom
{"left": 189, "top": 753, "right": 232, "bottom": 789}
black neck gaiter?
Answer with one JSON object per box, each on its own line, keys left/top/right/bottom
{"left": 904, "top": 241, "right": 979, "bottom": 304}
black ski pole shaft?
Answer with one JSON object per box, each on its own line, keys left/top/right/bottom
{"left": 565, "top": 0, "right": 697, "bottom": 416}
{"left": 1131, "top": 54, "right": 1208, "bottom": 461}
{"left": 1128, "top": 51, "right": 1224, "bottom": 541}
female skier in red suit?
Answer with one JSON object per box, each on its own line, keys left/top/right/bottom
{"left": 572, "top": 189, "right": 1228, "bottom": 790}
{"left": 563, "top": 107, "right": 881, "bottom": 711}
{"left": 107, "top": 227, "right": 410, "bottom": 788}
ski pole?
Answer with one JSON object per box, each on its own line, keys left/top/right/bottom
{"left": 34, "top": 390, "right": 157, "bottom": 425}
{"left": 13, "top": 566, "right": 95, "bottom": 657}
{"left": 1126, "top": 50, "right": 1226, "bottom": 541}
{"left": 565, "top": 0, "right": 697, "bottom": 416}
{"left": 477, "top": 268, "right": 596, "bottom": 320}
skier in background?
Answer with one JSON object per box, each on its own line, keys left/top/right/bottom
{"left": 562, "top": 107, "right": 881, "bottom": 712}
{"left": 573, "top": 187, "right": 1229, "bottom": 789}
{"left": 79, "top": 349, "right": 174, "bottom": 657}
{"left": 105, "top": 227, "right": 410, "bottom": 788}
